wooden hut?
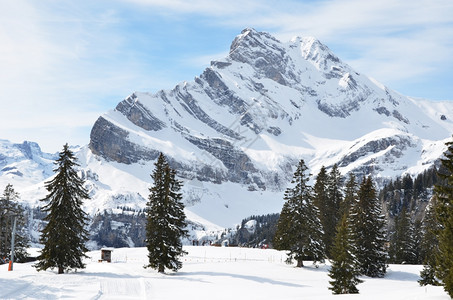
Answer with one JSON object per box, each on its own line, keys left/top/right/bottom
{"left": 100, "top": 248, "right": 113, "bottom": 263}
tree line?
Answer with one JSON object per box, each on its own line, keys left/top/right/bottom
{"left": 233, "top": 139, "right": 453, "bottom": 296}
{"left": 272, "top": 160, "right": 386, "bottom": 294}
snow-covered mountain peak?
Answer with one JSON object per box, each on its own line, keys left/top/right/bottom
{"left": 89, "top": 29, "right": 453, "bottom": 186}
{"left": 229, "top": 27, "right": 282, "bottom": 55}
{"left": 295, "top": 36, "right": 343, "bottom": 72}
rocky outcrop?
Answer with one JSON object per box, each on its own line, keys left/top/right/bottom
{"left": 182, "top": 134, "right": 265, "bottom": 187}
{"left": 116, "top": 93, "right": 166, "bottom": 131}
{"left": 89, "top": 117, "right": 161, "bottom": 164}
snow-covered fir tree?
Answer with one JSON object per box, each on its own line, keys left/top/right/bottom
{"left": 328, "top": 213, "right": 362, "bottom": 294}
{"left": 433, "top": 138, "right": 453, "bottom": 297}
{"left": 274, "top": 159, "right": 325, "bottom": 267}
{"left": 0, "top": 184, "right": 29, "bottom": 262}
{"left": 145, "top": 153, "right": 188, "bottom": 273}
{"left": 349, "top": 176, "right": 387, "bottom": 277}
{"left": 35, "top": 144, "right": 90, "bottom": 274}
{"left": 388, "top": 206, "right": 417, "bottom": 264}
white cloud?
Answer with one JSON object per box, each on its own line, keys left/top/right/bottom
{"left": 181, "top": 51, "right": 230, "bottom": 70}
{"left": 121, "top": 0, "right": 264, "bottom": 16}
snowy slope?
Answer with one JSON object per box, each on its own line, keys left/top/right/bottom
{"left": 0, "top": 246, "right": 449, "bottom": 299}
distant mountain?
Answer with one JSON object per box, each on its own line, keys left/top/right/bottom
{"left": 2, "top": 28, "right": 453, "bottom": 247}
{"left": 0, "top": 140, "right": 56, "bottom": 192}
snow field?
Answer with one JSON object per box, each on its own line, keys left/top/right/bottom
{"left": 0, "top": 246, "right": 449, "bottom": 300}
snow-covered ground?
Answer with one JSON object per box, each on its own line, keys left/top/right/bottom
{"left": 0, "top": 246, "right": 448, "bottom": 299}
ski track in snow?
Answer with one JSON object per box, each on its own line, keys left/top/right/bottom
{"left": 0, "top": 246, "right": 449, "bottom": 300}
{"left": 95, "top": 278, "right": 146, "bottom": 300}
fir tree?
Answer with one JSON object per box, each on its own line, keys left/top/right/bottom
{"left": 340, "top": 173, "right": 358, "bottom": 217}
{"left": 0, "top": 184, "right": 29, "bottom": 262}
{"left": 326, "top": 164, "right": 343, "bottom": 256}
{"left": 433, "top": 138, "right": 453, "bottom": 296}
{"left": 145, "top": 153, "right": 188, "bottom": 273}
{"left": 418, "top": 199, "right": 441, "bottom": 286}
{"left": 328, "top": 213, "right": 363, "bottom": 294}
{"left": 274, "top": 159, "right": 325, "bottom": 267}
{"left": 313, "top": 166, "right": 330, "bottom": 254}
{"left": 388, "top": 206, "right": 417, "bottom": 264}
{"left": 412, "top": 220, "right": 423, "bottom": 264}
{"left": 313, "top": 164, "right": 343, "bottom": 257}
{"left": 35, "top": 144, "right": 90, "bottom": 274}
{"left": 349, "top": 176, "right": 387, "bottom": 277}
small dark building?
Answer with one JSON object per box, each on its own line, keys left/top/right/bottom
{"left": 100, "top": 248, "right": 113, "bottom": 263}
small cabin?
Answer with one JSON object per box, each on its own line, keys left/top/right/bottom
{"left": 100, "top": 248, "right": 113, "bottom": 263}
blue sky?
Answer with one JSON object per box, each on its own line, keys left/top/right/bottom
{"left": 1, "top": 0, "right": 452, "bottom": 152}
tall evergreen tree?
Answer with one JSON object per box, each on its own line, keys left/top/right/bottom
{"left": 419, "top": 198, "right": 441, "bottom": 286}
{"left": 145, "top": 153, "right": 188, "bottom": 273}
{"left": 274, "top": 159, "right": 325, "bottom": 267}
{"left": 412, "top": 220, "right": 423, "bottom": 264}
{"left": 326, "top": 164, "right": 344, "bottom": 255}
{"left": 0, "top": 184, "right": 29, "bottom": 262}
{"left": 328, "top": 213, "right": 363, "bottom": 294}
{"left": 388, "top": 206, "right": 417, "bottom": 264}
{"left": 349, "top": 176, "right": 387, "bottom": 277}
{"left": 313, "top": 166, "right": 330, "bottom": 254}
{"left": 35, "top": 144, "right": 90, "bottom": 274}
{"left": 433, "top": 138, "right": 453, "bottom": 296}
{"left": 313, "top": 165, "right": 343, "bottom": 257}
{"left": 340, "top": 173, "right": 358, "bottom": 217}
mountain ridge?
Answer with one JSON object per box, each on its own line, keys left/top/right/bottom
{"left": 89, "top": 28, "right": 453, "bottom": 186}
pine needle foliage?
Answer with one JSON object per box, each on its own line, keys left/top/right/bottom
{"left": 349, "top": 176, "right": 387, "bottom": 278}
{"left": 340, "top": 173, "right": 358, "bottom": 218}
{"left": 325, "top": 164, "right": 344, "bottom": 257}
{"left": 274, "top": 159, "right": 325, "bottom": 267}
{"left": 328, "top": 213, "right": 363, "bottom": 294}
{"left": 145, "top": 153, "right": 188, "bottom": 273}
{"left": 418, "top": 199, "right": 441, "bottom": 286}
{"left": 388, "top": 206, "right": 417, "bottom": 264}
{"left": 434, "top": 138, "right": 453, "bottom": 296}
{"left": 35, "top": 144, "right": 90, "bottom": 274}
{"left": 313, "top": 166, "right": 330, "bottom": 254}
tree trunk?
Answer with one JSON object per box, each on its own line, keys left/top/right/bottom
{"left": 58, "top": 266, "right": 64, "bottom": 274}
{"left": 296, "top": 259, "right": 304, "bottom": 267}
{"left": 158, "top": 264, "right": 165, "bottom": 273}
